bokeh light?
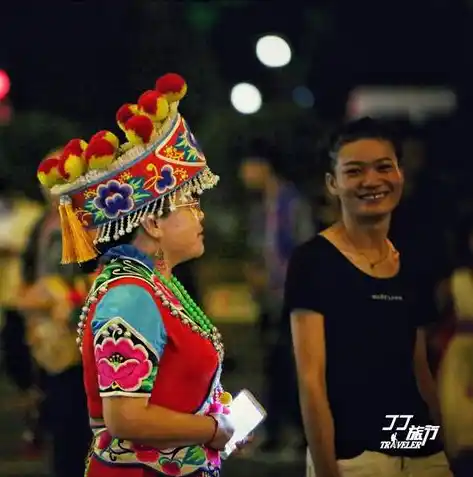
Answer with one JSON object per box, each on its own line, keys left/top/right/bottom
{"left": 255, "top": 35, "right": 292, "bottom": 68}
{"left": 0, "top": 70, "right": 11, "bottom": 101}
{"left": 230, "top": 83, "right": 262, "bottom": 114}
{"left": 292, "top": 86, "right": 314, "bottom": 108}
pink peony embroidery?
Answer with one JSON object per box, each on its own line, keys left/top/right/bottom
{"left": 95, "top": 337, "right": 152, "bottom": 392}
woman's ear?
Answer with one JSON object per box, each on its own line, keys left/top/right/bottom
{"left": 141, "top": 215, "right": 162, "bottom": 240}
{"left": 325, "top": 172, "right": 338, "bottom": 197}
{"left": 398, "top": 164, "right": 405, "bottom": 184}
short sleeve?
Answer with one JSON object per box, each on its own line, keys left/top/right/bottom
{"left": 284, "top": 241, "right": 323, "bottom": 315}
{"left": 91, "top": 284, "right": 167, "bottom": 398}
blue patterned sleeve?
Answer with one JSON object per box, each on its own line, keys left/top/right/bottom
{"left": 91, "top": 284, "right": 167, "bottom": 397}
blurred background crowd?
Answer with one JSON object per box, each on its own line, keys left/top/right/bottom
{"left": 0, "top": 1, "right": 472, "bottom": 476}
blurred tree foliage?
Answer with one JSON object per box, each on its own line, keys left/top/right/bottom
{"left": 0, "top": 112, "right": 83, "bottom": 200}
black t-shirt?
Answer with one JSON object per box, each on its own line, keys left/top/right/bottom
{"left": 284, "top": 235, "right": 443, "bottom": 459}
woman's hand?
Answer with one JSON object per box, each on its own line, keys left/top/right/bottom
{"left": 233, "top": 434, "right": 254, "bottom": 456}
{"left": 207, "top": 414, "right": 235, "bottom": 450}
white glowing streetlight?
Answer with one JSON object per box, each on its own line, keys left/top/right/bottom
{"left": 255, "top": 35, "right": 292, "bottom": 68}
{"left": 230, "top": 83, "right": 262, "bottom": 115}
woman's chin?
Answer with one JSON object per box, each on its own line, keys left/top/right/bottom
{"left": 186, "top": 242, "right": 205, "bottom": 261}
{"left": 175, "top": 240, "right": 205, "bottom": 265}
{"left": 195, "top": 242, "right": 205, "bottom": 258}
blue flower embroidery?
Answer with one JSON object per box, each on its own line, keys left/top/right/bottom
{"left": 156, "top": 165, "right": 177, "bottom": 194}
{"left": 93, "top": 180, "right": 134, "bottom": 219}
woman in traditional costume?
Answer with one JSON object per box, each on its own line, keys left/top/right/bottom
{"left": 37, "top": 73, "right": 235, "bottom": 477}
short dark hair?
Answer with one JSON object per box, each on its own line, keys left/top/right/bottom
{"left": 321, "top": 117, "right": 402, "bottom": 173}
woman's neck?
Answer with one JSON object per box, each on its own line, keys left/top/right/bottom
{"left": 132, "top": 235, "right": 173, "bottom": 279}
{"left": 156, "top": 264, "right": 172, "bottom": 280}
{"left": 341, "top": 213, "right": 391, "bottom": 254}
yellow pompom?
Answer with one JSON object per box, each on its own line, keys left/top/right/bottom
{"left": 61, "top": 154, "right": 86, "bottom": 182}
{"left": 59, "top": 139, "right": 88, "bottom": 182}
{"left": 125, "top": 130, "right": 144, "bottom": 146}
{"left": 154, "top": 95, "right": 170, "bottom": 121}
{"left": 124, "top": 115, "right": 154, "bottom": 145}
{"left": 90, "top": 131, "right": 120, "bottom": 150}
{"left": 138, "top": 90, "right": 170, "bottom": 122}
{"left": 85, "top": 131, "right": 119, "bottom": 171}
{"left": 37, "top": 156, "right": 64, "bottom": 188}
{"left": 116, "top": 104, "right": 140, "bottom": 132}
{"left": 219, "top": 392, "right": 233, "bottom": 406}
{"left": 155, "top": 73, "right": 188, "bottom": 103}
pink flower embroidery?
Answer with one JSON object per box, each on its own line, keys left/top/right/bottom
{"left": 95, "top": 337, "right": 152, "bottom": 392}
{"left": 205, "top": 446, "right": 220, "bottom": 466}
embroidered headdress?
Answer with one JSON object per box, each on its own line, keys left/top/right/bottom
{"left": 37, "top": 73, "right": 219, "bottom": 264}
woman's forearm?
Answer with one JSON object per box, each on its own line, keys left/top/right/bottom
{"left": 105, "top": 401, "right": 215, "bottom": 447}
{"left": 134, "top": 437, "right": 207, "bottom": 450}
{"left": 300, "top": 385, "right": 341, "bottom": 477}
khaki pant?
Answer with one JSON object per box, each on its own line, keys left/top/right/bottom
{"left": 306, "top": 449, "right": 453, "bottom": 477}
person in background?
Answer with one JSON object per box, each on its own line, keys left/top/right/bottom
{"left": 240, "top": 146, "right": 314, "bottom": 456}
{"left": 285, "top": 117, "right": 451, "bottom": 477}
{"left": 436, "top": 218, "right": 473, "bottom": 477}
{"left": 0, "top": 175, "right": 43, "bottom": 455}
{"left": 17, "top": 155, "right": 91, "bottom": 477}
{"left": 389, "top": 134, "right": 450, "bottom": 377}
{"left": 429, "top": 218, "right": 473, "bottom": 374}
{"left": 438, "top": 318, "right": 473, "bottom": 477}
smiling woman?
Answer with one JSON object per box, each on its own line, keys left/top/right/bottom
{"left": 325, "top": 118, "right": 404, "bottom": 225}
{"left": 36, "top": 73, "right": 238, "bottom": 477}
{"left": 285, "top": 117, "right": 453, "bottom": 477}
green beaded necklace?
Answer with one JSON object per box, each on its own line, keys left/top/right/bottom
{"left": 154, "top": 271, "right": 216, "bottom": 334}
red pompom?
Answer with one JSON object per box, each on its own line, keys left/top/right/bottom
{"left": 89, "top": 130, "right": 119, "bottom": 150}
{"left": 155, "top": 73, "right": 187, "bottom": 102}
{"left": 63, "top": 138, "right": 87, "bottom": 158}
{"left": 58, "top": 139, "right": 88, "bottom": 181}
{"left": 37, "top": 156, "right": 63, "bottom": 188}
{"left": 116, "top": 104, "right": 139, "bottom": 130}
{"left": 90, "top": 131, "right": 106, "bottom": 143}
{"left": 85, "top": 140, "right": 116, "bottom": 161}
{"left": 37, "top": 156, "right": 60, "bottom": 175}
{"left": 124, "top": 115, "right": 154, "bottom": 145}
{"left": 138, "top": 90, "right": 170, "bottom": 122}
{"left": 85, "top": 137, "right": 117, "bottom": 170}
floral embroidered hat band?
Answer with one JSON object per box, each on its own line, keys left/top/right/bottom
{"left": 37, "top": 73, "right": 219, "bottom": 265}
